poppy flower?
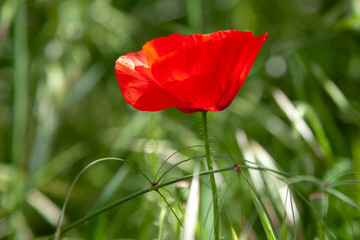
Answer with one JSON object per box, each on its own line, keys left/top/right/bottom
{"left": 115, "top": 30, "right": 268, "bottom": 113}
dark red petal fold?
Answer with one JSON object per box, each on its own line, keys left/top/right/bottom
{"left": 115, "top": 51, "right": 179, "bottom": 111}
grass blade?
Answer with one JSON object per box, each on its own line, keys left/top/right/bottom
{"left": 230, "top": 225, "right": 239, "bottom": 240}
{"left": 280, "top": 212, "right": 288, "bottom": 240}
{"left": 54, "top": 158, "right": 124, "bottom": 240}
{"left": 182, "top": 164, "right": 200, "bottom": 240}
{"left": 242, "top": 172, "right": 279, "bottom": 240}
{"left": 326, "top": 187, "right": 360, "bottom": 210}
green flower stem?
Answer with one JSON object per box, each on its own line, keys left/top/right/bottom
{"left": 201, "top": 111, "right": 219, "bottom": 240}
{"left": 49, "top": 166, "right": 234, "bottom": 240}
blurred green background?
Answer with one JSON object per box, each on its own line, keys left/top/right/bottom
{"left": 1, "top": 0, "right": 360, "bottom": 239}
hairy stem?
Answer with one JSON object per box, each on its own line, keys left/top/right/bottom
{"left": 201, "top": 111, "right": 219, "bottom": 240}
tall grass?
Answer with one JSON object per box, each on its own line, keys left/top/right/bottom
{"left": 1, "top": 0, "right": 359, "bottom": 239}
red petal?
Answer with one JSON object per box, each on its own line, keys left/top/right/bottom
{"left": 142, "top": 32, "right": 221, "bottom": 67}
{"left": 148, "top": 31, "right": 268, "bottom": 113}
{"left": 115, "top": 51, "right": 179, "bottom": 111}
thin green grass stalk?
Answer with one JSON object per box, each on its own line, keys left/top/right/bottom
{"left": 276, "top": 173, "right": 358, "bottom": 238}
{"left": 201, "top": 169, "right": 236, "bottom": 237}
{"left": 54, "top": 158, "right": 124, "bottom": 240}
{"left": 325, "top": 188, "right": 360, "bottom": 210}
{"left": 159, "top": 191, "right": 184, "bottom": 239}
{"left": 201, "top": 111, "right": 219, "bottom": 240}
{"left": 283, "top": 186, "right": 296, "bottom": 240}
{"left": 241, "top": 171, "right": 279, "bottom": 240}
{"left": 46, "top": 166, "right": 234, "bottom": 240}
{"left": 280, "top": 211, "right": 288, "bottom": 240}
{"left": 325, "top": 170, "right": 356, "bottom": 186}
{"left": 330, "top": 180, "right": 360, "bottom": 187}
{"left": 157, "top": 189, "right": 183, "bottom": 227}
{"left": 156, "top": 155, "right": 205, "bottom": 183}
{"left": 213, "top": 154, "right": 293, "bottom": 178}
{"left": 289, "top": 186, "right": 337, "bottom": 239}
{"left": 286, "top": 175, "right": 360, "bottom": 210}
{"left": 211, "top": 171, "right": 237, "bottom": 239}
{"left": 154, "top": 145, "right": 203, "bottom": 182}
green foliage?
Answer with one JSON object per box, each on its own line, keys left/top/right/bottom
{"left": 1, "top": 0, "right": 359, "bottom": 239}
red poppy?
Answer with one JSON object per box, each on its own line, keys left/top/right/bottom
{"left": 115, "top": 30, "right": 268, "bottom": 113}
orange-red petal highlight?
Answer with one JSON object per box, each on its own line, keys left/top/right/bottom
{"left": 115, "top": 51, "right": 179, "bottom": 111}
